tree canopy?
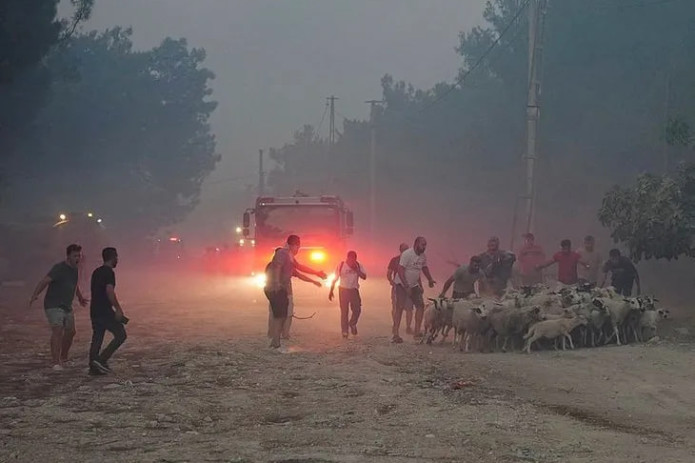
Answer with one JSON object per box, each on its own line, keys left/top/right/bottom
{"left": 266, "top": 0, "right": 695, "bottom": 246}
{"left": 4, "top": 28, "right": 219, "bottom": 238}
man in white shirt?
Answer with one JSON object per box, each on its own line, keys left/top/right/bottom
{"left": 395, "top": 236, "right": 436, "bottom": 342}
{"left": 329, "top": 251, "right": 367, "bottom": 339}
{"left": 576, "top": 235, "right": 602, "bottom": 285}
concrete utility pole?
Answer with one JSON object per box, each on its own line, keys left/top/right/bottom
{"left": 258, "top": 149, "right": 265, "bottom": 196}
{"left": 523, "top": 0, "right": 547, "bottom": 235}
{"left": 327, "top": 95, "right": 339, "bottom": 149}
{"left": 366, "top": 99, "right": 384, "bottom": 240}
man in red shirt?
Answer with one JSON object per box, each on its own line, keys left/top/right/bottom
{"left": 536, "top": 239, "right": 590, "bottom": 286}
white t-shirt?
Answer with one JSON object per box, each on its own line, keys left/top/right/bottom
{"left": 337, "top": 261, "right": 366, "bottom": 289}
{"left": 399, "top": 248, "right": 427, "bottom": 288}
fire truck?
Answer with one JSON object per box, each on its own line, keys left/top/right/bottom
{"left": 241, "top": 194, "right": 354, "bottom": 286}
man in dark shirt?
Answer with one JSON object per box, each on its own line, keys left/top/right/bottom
{"left": 478, "top": 236, "right": 516, "bottom": 296}
{"left": 89, "top": 247, "right": 128, "bottom": 375}
{"left": 601, "top": 249, "right": 641, "bottom": 296}
{"left": 30, "top": 244, "right": 88, "bottom": 371}
{"left": 386, "top": 243, "right": 413, "bottom": 334}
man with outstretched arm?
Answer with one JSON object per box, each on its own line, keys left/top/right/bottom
{"left": 394, "top": 236, "right": 436, "bottom": 342}
{"left": 89, "top": 247, "right": 128, "bottom": 375}
{"left": 265, "top": 235, "right": 326, "bottom": 349}
{"left": 29, "top": 244, "right": 88, "bottom": 371}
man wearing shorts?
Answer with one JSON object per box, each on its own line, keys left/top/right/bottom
{"left": 386, "top": 243, "right": 413, "bottom": 334}
{"left": 394, "top": 236, "right": 436, "bottom": 342}
{"left": 29, "top": 244, "right": 88, "bottom": 371}
{"left": 264, "top": 235, "right": 325, "bottom": 349}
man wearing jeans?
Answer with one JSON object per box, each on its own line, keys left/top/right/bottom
{"left": 89, "top": 247, "right": 128, "bottom": 375}
{"left": 29, "top": 244, "right": 88, "bottom": 371}
{"left": 329, "top": 251, "right": 367, "bottom": 338}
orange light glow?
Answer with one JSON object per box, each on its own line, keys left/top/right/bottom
{"left": 169, "top": 237, "right": 180, "bottom": 242}
{"left": 310, "top": 250, "right": 327, "bottom": 263}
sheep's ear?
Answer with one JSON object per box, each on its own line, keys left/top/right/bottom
{"left": 428, "top": 298, "right": 437, "bottom": 303}
{"left": 623, "top": 298, "right": 630, "bottom": 302}
{"left": 653, "top": 298, "right": 659, "bottom": 302}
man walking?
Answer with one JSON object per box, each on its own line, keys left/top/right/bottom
{"left": 329, "top": 251, "right": 367, "bottom": 338}
{"left": 601, "top": 249, "right": 641, "bottom": 296}
{"left": 89, "top": 247, "right": 128, "bottom": 375}
{"left": 536, "top": 239, "right": 590, "bottom": 286}
{"left": 386, "top": 243, "right": 413, "bottom": 334}
{"left": 264, "top": 235, "right": 326, "bottom": 349}
{"left": 517, "top": 233, "right": 546, "bottom": 286}
{"left": 439, "top": 255, "right": 484, "bottom": 299}
{"left": 29, "top": 244, "right": 88, "bottom": 371}
{"left": 478, "top": 237, "right": 516, "bottom": 296}
{"left": 577, "top": 235, "right": 602, "bottom": 285}
{"left": 394, "top": 236, "right": 436, "bottom": 342}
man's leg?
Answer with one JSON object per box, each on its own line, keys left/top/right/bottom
{"left": 338, "top": 288, "right": 350, "bottom": 336}
{"left": 89, "top": 319, "right": 107, "bottom": 365}
{"left": 267, "top": 304, "right": 273, "bottom": 339}
{"left": 269, "top": 316, "right": 284, "bottom": 348}
{"left": 412, "top": 287, "right": 425, "bottom": 337}
{"left": 60, "top": 312, "right": 76, "bottom": 362}
{"left": 392, "top": 286, "right": 406, "bottom": 339}
{"left": 45, "top": 308, "right": 65, "bottom": 367}
{"left": 99, "top": 320, "right": 127, "bottom": 365}
{"left": 348, "top": 290, "right": 361, "bottom": 335}
{"left": 281, "top": 296, "right": 294, "bottom": 339}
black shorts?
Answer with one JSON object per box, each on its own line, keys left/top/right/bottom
{"left": 264, "top": 288, "right": 289, "bottom": 319}
{"left": 452, "top": 291, "right": 473, "bottom": 300}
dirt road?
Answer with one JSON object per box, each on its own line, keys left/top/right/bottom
{"left": 1, "top": 271, "right": 694, "bottom": 462}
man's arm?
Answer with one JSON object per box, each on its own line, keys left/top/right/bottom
{"left": 29, "top": 276, "right": 52, "bottom": 306}
{"left": 76, "top": 286, "right": 88, "bottom": 307}
{"left": 106, "top": 284, "right": 124, "bottom": 321}
{"left": 386, "top": 264, "right": 395, "bottom": 285}
{"left": 422, "top": 266, "right": 436, "bottom": 288}
{"left": 536, "top": 258, "right": 556, "bottom": 270}
{"left": 439, "top": 275, "right": 455, "bottom": 298}
{"left": 292, "top": 270, "right": 322, "bottom": 287}
{"left": 328, "top": 265, "right": 340, "bottom": 301}
{"left": 294, "top": 261, "right": 327, "bottom": 279}
{"left": 356, "top": 263, "right": 367, "bottom": 280}
{"left": 397, "top": 265, "right": 408, "bottom": 288}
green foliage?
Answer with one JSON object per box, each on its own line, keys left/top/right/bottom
{"left": 665, "top": 118, "right": 693, "bottom": 148}
{"left": 6, "top": 28, "right": 219, "bottom": 237}
{"left": 599, "top": 164, "right": 695, "bottom": 262}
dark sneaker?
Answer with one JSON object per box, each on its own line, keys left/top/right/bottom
{"left": 90, "top": 360, "right": 110, "bottom": 374}
{"left": 406, "top": 327, "right": 413, "bottom": 335}
{"left": 89, "top": 367, "right": 106, "bottom": 376}
{"left": 391, "top": 335, "right": 404, "bottom": 344}
{"left": 350, "top": 325, "right": 358, "bottom": 336}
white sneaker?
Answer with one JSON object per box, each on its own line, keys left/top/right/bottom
{"left": 51, "top": 364, "right": 64, "bottom": 371}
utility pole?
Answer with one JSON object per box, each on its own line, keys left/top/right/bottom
{"left": 327, "top": 95, "right": 339, "bottom": 149}
{"left": 366, "top": 99, "right": 384, "bottom": 240}
{"left": 522, "top": 0, "right": 547, "bottom": 235}
{"left": 258, "top": 149, "right": 265, "bottom": 196}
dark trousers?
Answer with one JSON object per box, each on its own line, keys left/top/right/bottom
{"left": 339, "top": 288, "right": 361, "bottom": 334}
{"left": 89, "top": 317, "right": 127, "bottom": 364}
{"left": 614, "top": 280, "right": 634, "bottom": 297}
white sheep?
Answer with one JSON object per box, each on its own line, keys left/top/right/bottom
{"left": 523, "top": 316, "right": 588, "bottom": 353}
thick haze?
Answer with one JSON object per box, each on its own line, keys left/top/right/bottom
{"left": 85, "top": 0, "right": 485, "bottom": 241}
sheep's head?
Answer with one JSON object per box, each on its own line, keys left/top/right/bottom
{"left": 428, "top": 297, "right": 444, "bottom": 311}
{"left": 657, "top": 308, "right": 670, "bottom": 319}
{"left": 624, "top": 297, "right": 644, "bottom": 311}
{"left": 592, "top": 298, "right": 606, "bottom": 310}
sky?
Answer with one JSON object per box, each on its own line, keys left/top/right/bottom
{"left": 82, "top": 0, "right": 486, "bottom": 239}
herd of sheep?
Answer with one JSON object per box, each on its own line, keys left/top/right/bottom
{"left": 422, "top": 284, "right": 670, "bottom": 353}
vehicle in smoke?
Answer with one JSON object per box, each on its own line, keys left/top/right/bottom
{"left": 0, "top": 211, "right": 108, "bottom": 283}
{"left": 241, "top": 193, "right": 354, "bottom": 286}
